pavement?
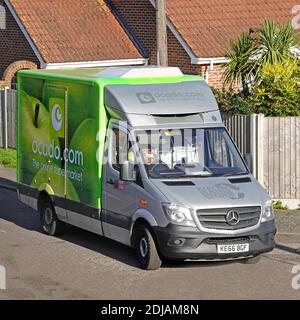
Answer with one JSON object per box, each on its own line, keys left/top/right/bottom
{"left": 0, "top": 167, "right": 16, "bottom": 191}
{"left": 0, "top": 167, "right": 300, "bottom": 299}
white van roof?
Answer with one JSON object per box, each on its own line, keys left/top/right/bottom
{"left": 97, "top": 66, "right": 184, "bottom": 79}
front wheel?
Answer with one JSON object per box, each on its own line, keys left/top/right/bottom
{"left": 135, "top": 225, "right": 162, "bottom": 270}
{"left": 40, "top": 198, "right": 65, "bottom": 236}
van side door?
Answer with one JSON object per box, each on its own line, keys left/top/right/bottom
{"left": 102, "top": 123, "right": 141, "bottom": 246}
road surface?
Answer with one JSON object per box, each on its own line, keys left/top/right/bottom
{"left": 0, "top": 187, "right": 300, "bottom": 299}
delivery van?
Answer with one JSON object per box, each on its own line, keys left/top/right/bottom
{"left": 17, "top": 66, "right": 276, "bottom": 270}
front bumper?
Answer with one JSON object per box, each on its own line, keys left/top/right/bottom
{"left": 153, "top": 221, "right": 276, "bottom": 261}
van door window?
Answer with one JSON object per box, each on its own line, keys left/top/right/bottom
{"left": 205, "top": 130, "right": 232, "bottom": 168}
{"left": 110, "top": 128, "right": 143, "bottom": 187}
{"left": 111, "top": 128, "right": 129, "bottom": 172}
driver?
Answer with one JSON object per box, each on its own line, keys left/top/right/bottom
{"left": 141, "top": 146, "right": 159, "bottom": 165}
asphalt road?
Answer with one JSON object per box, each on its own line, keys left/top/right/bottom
{"left": 0, "top": 187, "right": 300, "bottom": 300}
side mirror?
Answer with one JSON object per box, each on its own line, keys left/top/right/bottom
{"left": 120, "top": 161, "right": 136, "bottom": 182}
{"left": 244, "top": 153, "right": 253, "bottom": 173}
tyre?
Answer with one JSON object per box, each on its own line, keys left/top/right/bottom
{"left": 242, "top": 255, "right": 262, "bottom": 264}
{"left": 134, "top": 225, "right": 162, "bottom": 270}
{"left": 40, "top": 198, "right": 65, "bottom": 236}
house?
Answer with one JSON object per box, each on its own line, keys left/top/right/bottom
{"left": 110, "top": 0, "right": 300, "bottom": 88}
{"left": 0, "top": 0, "right": 146, "bottom": 89}
{"left": 0, "top": 0, "right": 298, "bottom": 89}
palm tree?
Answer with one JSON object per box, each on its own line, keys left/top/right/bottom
{"left": 223, "top": 32, "right": 254, "bottom": 93}
{"left": 223, "top": 19, "right": 299, "bottom": 93}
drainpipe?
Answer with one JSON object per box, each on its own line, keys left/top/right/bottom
{"left": 205, "top": 66, "right": 209, "bottom": 83}
{"left": 204, "top": 60, "right": 216, "bottom": 83}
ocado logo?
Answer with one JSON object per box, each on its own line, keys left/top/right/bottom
{"left": 51, "top": 104, "right": 63, "bottom": 132}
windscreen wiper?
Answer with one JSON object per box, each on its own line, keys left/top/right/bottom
{"left": 159, "top": 172, "right": 186, "bottom": 178}
{"left": 217, "top": 171, "right": 249, "bottom": 177}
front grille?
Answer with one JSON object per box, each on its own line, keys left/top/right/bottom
{"left": 196, "top": 206, "right": 261, "bottom": 231}
{"left": 203, "top": 237, "right": 252, "bottom": 245}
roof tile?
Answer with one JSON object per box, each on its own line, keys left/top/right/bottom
{"left": 167, "top": 0, "right": 299, "bottom": 58}
{"left": 9, "top": 0, "right": 142, "bottom": 63}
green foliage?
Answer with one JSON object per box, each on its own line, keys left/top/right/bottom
{"left": 213, "top": 89, "right": 255, "bottom": 115}
{"left": 223, "top": 19, "right": 299, "bottom": 90}
{"left": 251, "top": 58, "right": 300, "bottom": 116}
{"left": 223, "top": 32, "right": 254, "bottom": 93}
{"left": 272, "top": 200, "right": 288, "bottom": 210}
{"left": 0, "top": 148, "right": 17, "bottom": 168}
{"left": 220, "top": 19, "right": 300, "bottom": 116}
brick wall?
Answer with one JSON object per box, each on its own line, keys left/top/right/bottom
{"left": 0, "top": 1, "right": 39, "bottom": 87}
{"left": 205, "top": 64, "right": 226, "bottom": 90}
{"left": 110, "top": 1, "right": 203, "bottom": 73}
{"left": 110, "top": 0, "right": 226, "bottom": 87}
{"left": 206, "top": 64, "right": 241, "bottom": 91}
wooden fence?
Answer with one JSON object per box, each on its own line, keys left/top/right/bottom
{"left": 0, "top": 89, "right": 17, "bottom": 148}
{"left": 263, "top": 117, "right": 300, "bottom": 202}
{"left": 223, "top": 113, "right": 300, "bottom": 208}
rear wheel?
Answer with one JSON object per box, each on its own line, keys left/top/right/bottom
{"left": 40, "top": 198, "right": 65, "bottom": 236}
{"left": 134, "top": 225, "right": 162, "bottom": 270}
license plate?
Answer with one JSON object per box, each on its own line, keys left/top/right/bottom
{"left": 217, "top": 243, "right": 250, "bottom": 254}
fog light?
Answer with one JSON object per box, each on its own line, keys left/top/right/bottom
{"left": 168, "top": 238, "right": 185, "bottom": 247}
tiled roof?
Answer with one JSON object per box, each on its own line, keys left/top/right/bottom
{"left": 8, "top": 0, "right": 142, "bottom": 63}
{"left": 167, "top": 0, "right": 299, "bottom": 58}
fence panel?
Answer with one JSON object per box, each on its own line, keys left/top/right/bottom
{"left": 263, "top": 117, "right": 300, "bottom": 200}
{"left": 222, "top": 113, "right": 252, "bottom": 156}
{"left": 7, "top": 89, "right": 17, "bottom": 148}
{"left": 223, "top": 113, "right": 300, "bottom": 205}
{"left": 0, "top": 90, "right": 3, "bottom": 147}
{"left": 0, "top": 89, "right": 17, "bottom": 149}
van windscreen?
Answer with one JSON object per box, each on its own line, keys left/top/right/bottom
{"left": 134, "top": 127, "right": 248, "bottom": 179}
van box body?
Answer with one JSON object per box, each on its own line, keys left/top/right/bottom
{"left": 17, "top": 67, "right": 276, "bottom": 268}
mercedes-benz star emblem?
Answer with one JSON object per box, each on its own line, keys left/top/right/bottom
{"left": 226, "top": 210, "right": 240, "bottom": 226}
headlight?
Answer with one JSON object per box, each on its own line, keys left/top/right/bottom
{"left": 261, "top": 200, "right": 274, "bottom": 223}
{"left": 162, "top": 203, "right": 196, "bottom": 227}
